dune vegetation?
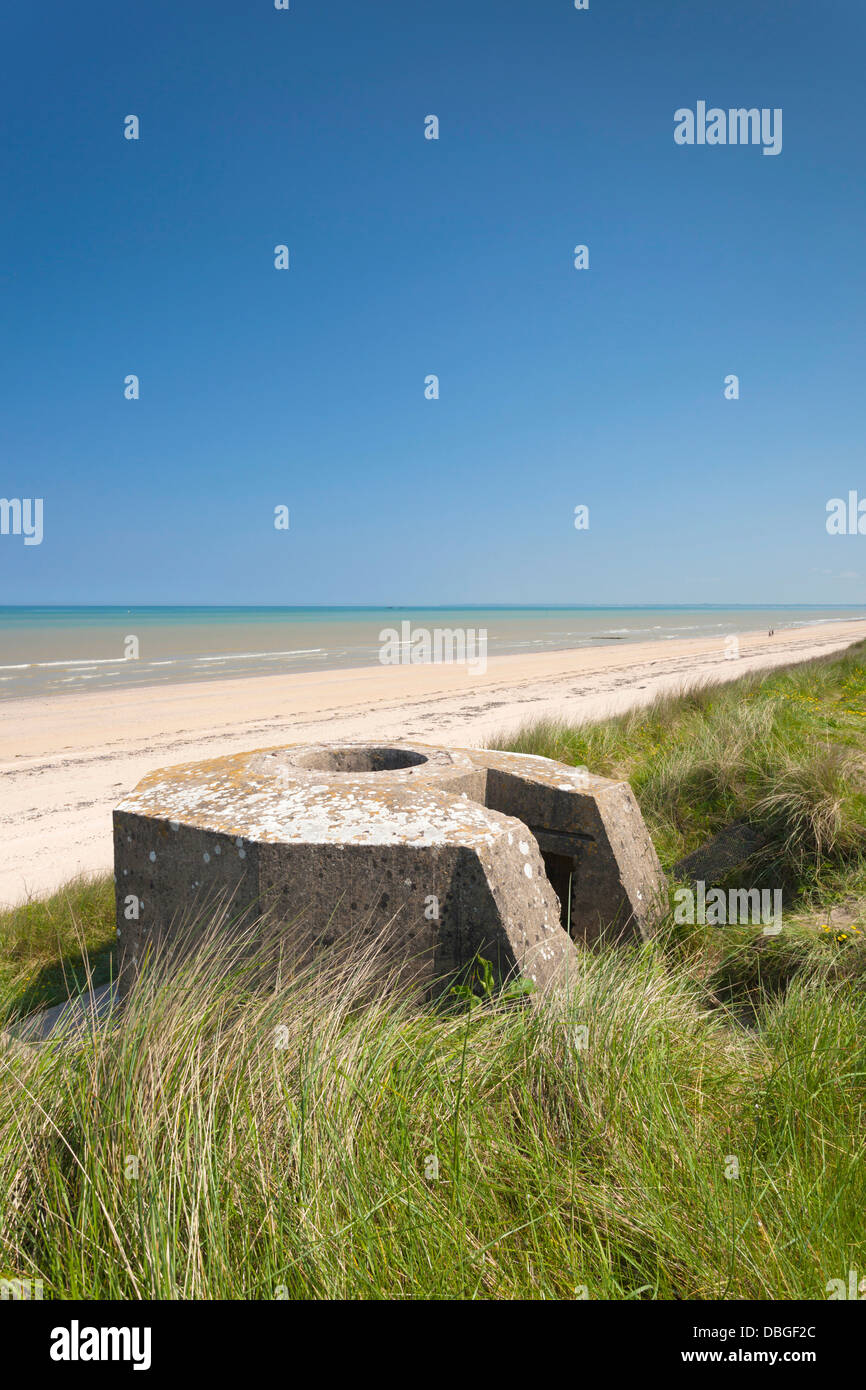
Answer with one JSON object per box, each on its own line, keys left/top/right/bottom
{"left": 1, "top": 643, "right": 865, "bottom": 1299}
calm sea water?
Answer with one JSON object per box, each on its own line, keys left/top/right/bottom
{"left": 0, "top": 606, "right": 863, "bottom": 700}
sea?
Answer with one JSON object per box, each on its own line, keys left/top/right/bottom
{"left": 0, "top": 605, "right": 863, "bottom": 700}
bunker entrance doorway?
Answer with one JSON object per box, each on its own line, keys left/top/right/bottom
{"left": 539, "top": 851, "right": 578, "bottom": 936}
{"left": 526, "top": 827, "right": 589, "bottom": 939}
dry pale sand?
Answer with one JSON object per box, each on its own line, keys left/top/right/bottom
{"left": 2, "top": 619, "right": 865, "bottom": 908}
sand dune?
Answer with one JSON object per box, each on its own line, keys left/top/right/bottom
{"left": 2, "top": 619, "right": 865, "bottom": 907}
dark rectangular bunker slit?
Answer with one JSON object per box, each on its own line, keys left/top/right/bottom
{"left": 540, "top": 851, "right": 577, "bottom": 932}
{"left": 530, "top": 827, "right": 590, "bottom": 936}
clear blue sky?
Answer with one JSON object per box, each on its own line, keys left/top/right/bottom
{"left": 1, "top": 0, "right": 864, "bottom": 605}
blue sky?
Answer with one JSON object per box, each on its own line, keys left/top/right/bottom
{"left": 1, "top": 0, "right": 864, "bottom": 605}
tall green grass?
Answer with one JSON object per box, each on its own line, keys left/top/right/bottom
{"left": 0, "top": 875, "right": 115, "bottom": 1022}
{"left": 1, "top": 917, "right": 863, "bottom": 1300}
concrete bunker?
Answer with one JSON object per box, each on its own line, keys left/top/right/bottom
{"left": 113, "top": 741, "right": 666, "bottom": 997}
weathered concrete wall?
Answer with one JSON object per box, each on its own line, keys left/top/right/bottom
{"left": 113, "top": 741, "right": 666, "bottom": 997}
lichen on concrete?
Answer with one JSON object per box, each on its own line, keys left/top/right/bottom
{"left": 114, "top": 741, "right": 666, "bottom": 996}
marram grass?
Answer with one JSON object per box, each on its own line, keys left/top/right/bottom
{"left": 0, "top": 914, "right": 863, "bottom": 1300}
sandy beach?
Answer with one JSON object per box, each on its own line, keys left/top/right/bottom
{"left": 2, "top": 618, "right": 865, "bottom": 908}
